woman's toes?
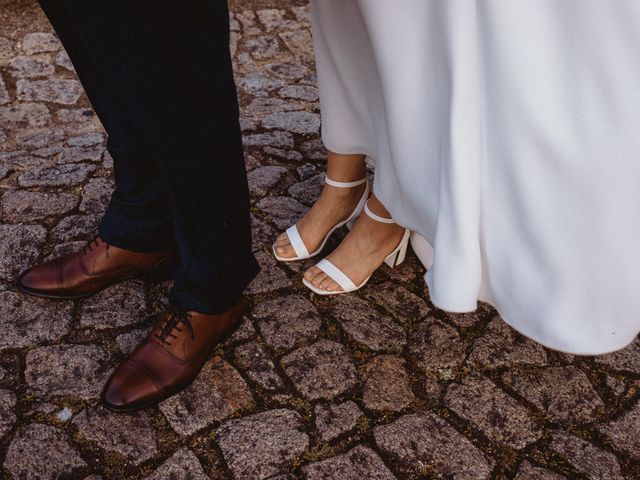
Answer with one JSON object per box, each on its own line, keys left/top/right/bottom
{"left": 304, "top": 266, "right": 321, "bottom": 282}
{"left": 324, "top": 279, "right": 342, "bottom": 292}
{"left": 314, "top": 272, "right": 331, "bottom": 289}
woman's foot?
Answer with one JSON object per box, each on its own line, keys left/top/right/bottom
{"left": 303, "top": 196, "right": 406, "bottom": 292}
{"left": 273, "top": 152, "right": 367, "bottom": 260}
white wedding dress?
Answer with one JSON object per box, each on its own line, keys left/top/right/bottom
{"left": 310, "top": 0, "right": 640, "bottom": 354}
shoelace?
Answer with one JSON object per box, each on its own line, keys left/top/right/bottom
{"left": 155, "top": 310, "right": 195, "bottom": 346}
{"left": 82, "top": 236, "right": 110, "bottom": 258}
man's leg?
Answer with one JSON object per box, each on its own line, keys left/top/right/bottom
{"left": 51, "top": 0, "right": 258, "bottom": 313}
{"left": 30, "top": 0, "right": 258, "bottom": 410}
{"left": 18, "top": 0, "right": 176, "bottom": 300}
{"left": 37, "top": 0, "right": 174, "bottom": 252}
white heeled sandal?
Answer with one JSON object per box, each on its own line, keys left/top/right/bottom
{"left": 302, "top": 201, "right": 411, "bottom": 295}
{"left": 272, "top": 175, "right": 369, "bottom": 262}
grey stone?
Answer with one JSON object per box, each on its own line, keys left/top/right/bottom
{"left": 256, "top": 195, "right": 306, "bottom": 230}
{"left": 251, "top": 214, "right": 277, "bottom": 251}
{"left": 243, "top": 131, "right": 294, "bottom": 149}
{"left": 363, "top": 282, "right": 431, "bottom": 326}
{"left": 18, "top": 162, "right": 96, "bottom": 187}
{"left": 315, "top": 401, "right": 364, "bottom": 442}
{"left": 467, "top": 317, "right": 548, "bottom": 370}
{"left": 56, "top": 108, "right": 101, "bottom": 132}
{"left": 25, "top": 344, "right": 111, "bottom": 399}
{"left": 514, "top": 461, "right": 566, "bottom": 480}
{"left": 247, "top": 35, "right": 281, "bottom": 60}
{"left": 240, "top": 116, "right": 257, "bottom": 131}
{"left": 55, "top": 50, "right": 74, "bottom": 71}
{"left": 264, "top": 146, "right": 303, "bottom": 161}
{"left": 502, "top": 367, "right": 604, "bottom": 425}
{"left": 0, "top": 388, "right": 17, "bottom": 437}
{"left": 263, "top": 111, "right": 321, "bottom": 135}
{"left": 292, "top": 6, "right": 311, "bottom": 26}
{"left": 51, "top": 214, "right": 99, "bottom": 243}
{"left": 288, "top": 173, "right": 323, "bottom": 206}
{"left": 32, "top": 146, "right": 63, "bottom": 157}
{"left": 16, "top": 129, "right": 64, "bottom": 148}
{"left": 278, "top": 85, "right": 318, "bottom": 102}
{"left": 598, "top": 400, "right": 640, "bottom": 459}
{"left": 46, "top": 241, "right": 85, "bottom": 260}
{"left": 362, "top": 355, "right": 415, "bottom": 413}
{"left": 235, "top": 341, "right": 284, "bottom": 391}
{"left": 256, "top": 9, "right": 300, "bottom": 31}
{"left": 17, "top": 78, "right": 83, "bottom": 104}
{"left": 78, "top": 280, "right": 148, "bottom": 330}
{"left": 10, "top": 55, "right": 55, "bottom": 78}
{"left": 0, "top": 190, "right": 78, "bottom": 222}
{"left": 224, "top": 316, "right": 257, "bottom": 346}
{"left": 281, "top": 339, "right": 357, "bottom": 401}
{"left": 408, "top": 318, "right": 467, "bottom": 373}
{"left": 79, "top": 176, "right": 113, "bottom": 214}
{"left": 217, "top": 408, "right": 309, "bottom": 480}
{"left": 0, "top": 73, "right": 10, "bottom": 104}
{"left": 606, "top": 375, "right": 626, "bottom": 397}
{"left": 0, "top": 103, "right": 51, "bottom": 128}
{"left": 252, "top": 295, "right": 321, "bottom": 350}
{"left": 444, "top": 373, "right": 542, "bottom": 449}
{"left": 297, "top": 163, "right": 317, "bottom": 180}
{"left": 0, "top": 37, "right": 13, "bottom": 63}
{"left": 68, "top": 132, "right": 105, "bottom": 147}
{"left": 245, "top": 251, "right": 291, "bottom": 294}
{"left": 0, "top": 291, "right": 73, "bottom": 350}
{"left": 248, "top": 165, "right": 288, "bottom": 197}
{"left": 145, "top": 448, "right": 208, "bottom": 480}
{"left": 550, "top": 431, "right": 623, "bottom": 480}
{"left": 159, "top": 357, "right": 253, "bottom": 436}
{"left": 374, "top": 413, "right": 493, "bottom": 480}
{"left": 329, "top": 295, "right": 406, "bottom": 353}
{"left": 244, "top": 97, "right": 301, "bottom": 116}
{"left": 115, "top": 327, "right": 150, "bottom": 355}
{"left": 22, "top": 32, "right": 62, "bottom": 54}
{"left": 0, "top": 224, "right": 47, "bottom": 282}
{"left": 4, "top": 423, "right": 87, "bottom": 480}
{"left": 595, "top": 338, "right": 640, "bottom": 374}
{"left": 303, "top": 445, "right": 397, "bottom": 480}
{"left": 73, "top": 406, "right": 158, "bottom": 464}
{"left": 57, "top": 145, "right": 104, "bottom": 164}
{"left": 266, "top": 61, "right": 312, "bottom": 81}
{"left": 279, "top": 31, "right": 314, "bottom": 61}
{"left": 238, "top": 72, "right": 285, "bottom": 95}
{"left": 442, "top": 305, "right": 489, "bottom": 329}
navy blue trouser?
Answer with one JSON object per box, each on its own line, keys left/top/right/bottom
{"left": 37, "top": 0, "right": 259, "bottom": 313}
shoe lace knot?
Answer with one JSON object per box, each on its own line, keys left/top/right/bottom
{"left": 155, "top": 309, "right": 195, "bottom": 345}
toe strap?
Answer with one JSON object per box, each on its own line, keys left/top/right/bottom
{"left": 286, "top": 225, "right": 310, "bottom": 259}
{"left": 315, "top": 259, "right": 358, "bottom": 292}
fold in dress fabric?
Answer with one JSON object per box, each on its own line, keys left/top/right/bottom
{"left": 310, "top": 0, "right": 640, "bottom": 354}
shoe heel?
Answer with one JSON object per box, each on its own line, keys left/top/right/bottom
{"left": 384, "top": 230, "right": 410, "bottom": 268}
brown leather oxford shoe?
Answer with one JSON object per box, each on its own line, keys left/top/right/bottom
{"left": 101, "top": 304, "right": 243, "bottom": 412}
{"left": 18, "top": 237, "right": 173, "bottom": 300}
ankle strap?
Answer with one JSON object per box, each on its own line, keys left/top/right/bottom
{"left": 325, "top": 175, "right": 368, "bottom": 188}
{"left": 364, "top": 201, "right": 395, "bottom": 224}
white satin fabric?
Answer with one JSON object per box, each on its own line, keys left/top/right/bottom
{"left": 310, "top": 0, "right": 640, "bottom": 354}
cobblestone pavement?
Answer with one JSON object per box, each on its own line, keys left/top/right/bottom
{"left": 1, "top": 1, "right": 640, "bottom": 479}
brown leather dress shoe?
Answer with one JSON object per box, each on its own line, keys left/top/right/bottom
{"left": 18, "top": 237, "right": 173, "bottom": 300}
{"left": 101, "top": 304, "right": 243, "bottom": 412}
